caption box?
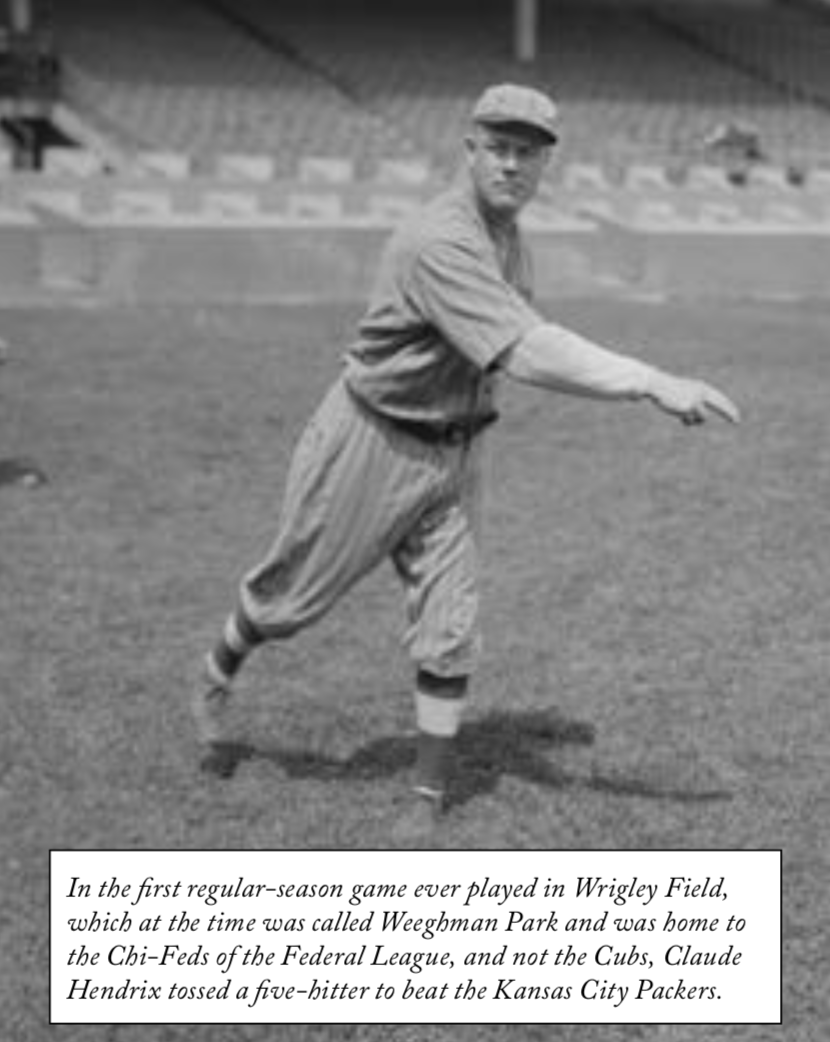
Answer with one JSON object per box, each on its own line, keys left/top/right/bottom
{"left": 50, "top": 849, "right": 781, "bottom": 1025}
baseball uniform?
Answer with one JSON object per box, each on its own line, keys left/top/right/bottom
{"left": 236, "top": 185, "right": 543, "bottom": 679}
{"left": 196, "top": 84, "right": 739, "bottom": 820}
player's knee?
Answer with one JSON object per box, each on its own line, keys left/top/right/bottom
{"left": 413, "top": 630, "right": 483, "bottom": 680}
{"left": 416, "top": 669, "right": 469, "bottom": 698}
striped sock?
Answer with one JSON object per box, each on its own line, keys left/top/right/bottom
{"left": 205, "top": 607, "right": 262, "bottom": 689}
{"left": 412, "top": 671, "right": 468, "bottom": 799}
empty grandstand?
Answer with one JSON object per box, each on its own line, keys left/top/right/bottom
{"left": 11, "top": 0, "right": 830, "bottom": 179}
{"left": 49, "top": 0, "right": 417, "bottom": 176}
{"left": 252, "top": 0, "right": 830, "bottom": 177}
{"left": 647, "top": 0, "right": 830, "bottom": 172}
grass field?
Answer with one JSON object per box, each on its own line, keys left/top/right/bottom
{"left": 1, "top": 298, "right": 827, "bottom": 1041}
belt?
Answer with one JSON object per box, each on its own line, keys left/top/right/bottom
{"left": 386, "top": 411, "right": 499, "bottom": 446}
{"left": 344, "top": 382, "right": 498, "bottom": 446}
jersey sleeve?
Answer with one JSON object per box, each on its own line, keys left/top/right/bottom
{"left": 409, "top": 237, "right": 543, "bottom": 371}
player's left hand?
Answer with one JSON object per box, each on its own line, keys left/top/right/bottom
{"left": 647, "top": 372, "right": 741, "bottom": 426}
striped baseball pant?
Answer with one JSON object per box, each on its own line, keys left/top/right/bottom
{"left": 238, "top": 376, "right": 485, "bottom": 678}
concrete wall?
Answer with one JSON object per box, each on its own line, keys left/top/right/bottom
{"left": 2, "top": 173, "right": 830, "bottom": 303}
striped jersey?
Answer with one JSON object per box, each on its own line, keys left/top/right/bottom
{"left": 344, "top": 185, "right": 543, "bottom": 426}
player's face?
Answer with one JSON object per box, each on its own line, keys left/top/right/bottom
{"left": 466, "top": 124, "right": 551, "bottom": 218}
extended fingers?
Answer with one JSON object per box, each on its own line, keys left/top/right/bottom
{"left": 651, "top": 374, "right": 740, "bottom": 426}
{"left": 678, "top": 383, "right": 740, "bottom": 426}
{"left": 702, "top": 385, "right": 741, "bottom": 424}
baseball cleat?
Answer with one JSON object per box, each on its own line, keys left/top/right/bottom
{"left": 390, "top": 788, "right": 447, "bottom": 847}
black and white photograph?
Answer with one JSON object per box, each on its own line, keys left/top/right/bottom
{"left": 0, "top": 0, "right": 826, "bottom": 1039}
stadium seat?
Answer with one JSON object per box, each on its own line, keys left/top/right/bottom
{"left": 684, "top": 165, "right": 735, "bottom": 193}
{"left": 24, "top": 189, "right": 85, "bottom": 218}
{"left": 698, "top": 201, "right": 744, "bottom": 225}
{"left": 364, "top": 194, "right": 421, "bottom": 223}
{"left": 215, "top": 154, "right": 276, "bottom": 182}
{"left": 573, "top": 199, "right": 618, "bottom": 222}
{"left": 748, "top": 165, "right": 794, "bottom": 192}
{"left": 623, "top": 164, "right": 672, "bottom": 192}
{"left": 633, "top": 200, "right": 685, "bottom": 225}
{"left": 202, "top": 192, "right": 261, "bottom": 219}
{"left": 285, "top": 192, "right": 343, "bottom": 221}
{"left": 373, "top": 157, "right": 432, "bottom": 187}
{"left": 0, "top": 146, "right": 15, "bottom": 176}
{"left": 134, "top": 152, "right": 191, "bottom": 180}
{"left": 112, "top": 190, "right": 174, "bottom": 218}
{"left": 561, "top": 164, "right": 613, "bottom": 192}
{"left": 760, "top": 202, "right": 813, "bottom": 225}
{"left": 297, "top": 157, "right": 355, "bottom": 185}
{"left": 43, "top": 147, "right": 103, "bottom": 177}
{"left": 804, "top": 168, "right": 830, "bottom": 194}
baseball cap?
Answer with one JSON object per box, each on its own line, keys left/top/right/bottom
{"left": 472, "top": 83, "right": 559, "bottom": 144}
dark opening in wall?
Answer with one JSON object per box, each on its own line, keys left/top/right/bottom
{"left": 1, "top": 113, "right": 73, "bottom": 168}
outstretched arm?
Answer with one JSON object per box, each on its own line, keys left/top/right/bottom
{"left": 500, "top": 322, "right": 740, "bottom": 425}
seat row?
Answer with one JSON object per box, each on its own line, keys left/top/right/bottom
{"left": 5, "top": 145, "right": 830, "bottom": 198}
{"left": 41, "top": 0, "right": 830, "bottom": 180}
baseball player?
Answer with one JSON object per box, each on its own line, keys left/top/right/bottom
{"left": 193, "top": 84, "right": 740, "bottom": 832}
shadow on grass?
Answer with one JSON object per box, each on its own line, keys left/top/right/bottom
{"left": 207, "top": 707, "right": 732, "bottom": 806}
